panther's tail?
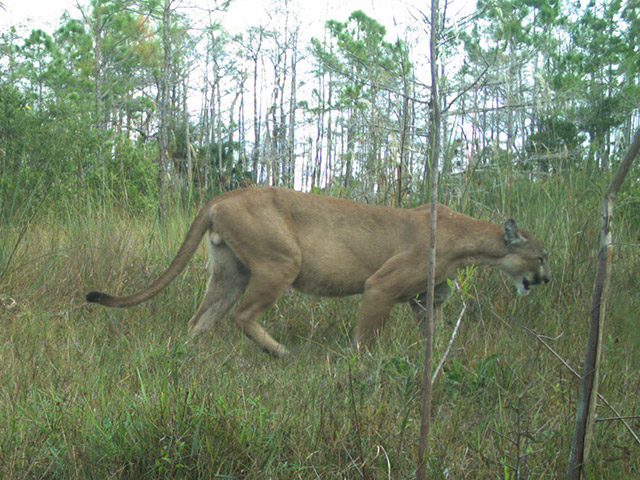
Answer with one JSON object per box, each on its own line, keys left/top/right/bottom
{"left": 86, "top": 204, "right": 213, "bottom": 308}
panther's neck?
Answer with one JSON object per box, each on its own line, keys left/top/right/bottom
{"left": 445, "top": 214, "right": 511, "bottom": 269}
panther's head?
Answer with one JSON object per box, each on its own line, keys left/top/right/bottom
{"left": 501, "top": 219, "right": 550, "bottom": 296}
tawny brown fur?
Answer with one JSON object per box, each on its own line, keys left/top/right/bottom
{"left": 86, "top": 187, "right": 549, "bottom": 356}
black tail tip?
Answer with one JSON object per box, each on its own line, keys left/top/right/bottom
{"left": 86, "top": 291, "right": 107, "bottom": 303}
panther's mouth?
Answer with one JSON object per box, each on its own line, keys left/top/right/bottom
{"left": 515, "top": 276, "right": 531, "bottom": 296}
{"left": 516, "top": 273, "right": 549, "bottom": 296}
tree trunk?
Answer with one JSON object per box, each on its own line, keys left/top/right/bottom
{"left": 288, "top": 31, "right": 298, "bottom": 189}
{"left": 183, "top": 78, "right": 193, "bottom": 190}
{"left": 251, "top": 47, "right": 261, "bottom": 184}
{"left": 157, "top": 0, "right": 172, "bottom": 218}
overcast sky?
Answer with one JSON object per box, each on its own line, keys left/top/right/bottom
{"left": 0, "top": 0, "right": 471, "bottom": 44}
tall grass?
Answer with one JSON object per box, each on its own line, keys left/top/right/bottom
{"left": 1, "top": 171, "right": 638, "bottom": 479}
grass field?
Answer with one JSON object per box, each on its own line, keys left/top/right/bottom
{"left": 1, "top": 171, "right": 639, "bottom": 479}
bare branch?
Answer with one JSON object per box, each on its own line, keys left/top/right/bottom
{"left": 523, "top": 325, "right": 640, "bottom": 449}
{"left": 431, "top": 302, "right": 466, "bottom": 383}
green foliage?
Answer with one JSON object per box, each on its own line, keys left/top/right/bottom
{"left": 444, "top": 354, "right": 502, "bottom": 397}
{"left": 0, "top": 0, "right": 175, "bottom": 217}
{"left": 476, "top": 0, "right": 561, "bottom": 47}
{"left": 310, "top": 10, "right": 413, "bottom": 189}
{"left": 546, "top": 0, "right": 639, "bottom": 166}
{"left": 523, "top": 113, "right": 583, "bottom": 171}
{"left": 103, "top": 134, "right": 159, "bottom": 211}
{"left": 313, "top": 10, "right": 411, "bottom": 109}
{"left": 0, "top": 83, "right": 158, "bottom": 217}
{"left": 462, "top": 0, "right": 640, "bottom": 172}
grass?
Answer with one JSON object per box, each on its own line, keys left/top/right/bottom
{"left": 1, "top": 171, "right": 639, "bottom": 479}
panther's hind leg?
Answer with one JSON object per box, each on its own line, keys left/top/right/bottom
{"left": 230, "top": 261, "right": 300, "bottom": 357}
{"left": 210, "top": 203, "right": 302, "bottom": 356}
{"left": 188, "top": 238, "right": 249, "bottom": 336}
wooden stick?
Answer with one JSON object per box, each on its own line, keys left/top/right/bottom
{"left": 416, "top": 0, "right": 441, "bottom": 476}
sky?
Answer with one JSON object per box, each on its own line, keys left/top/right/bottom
{"left": 0, "top": 0, "right": 404, "bottom": 31}
{"left": 1, "top": 0, "right": 78, "bottom": 31}
{"left": 0, "top": 0, "right": 470, "bottom": 44}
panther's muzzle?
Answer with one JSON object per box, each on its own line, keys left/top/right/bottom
{"left": 520, "top": 273, "right": 550, "bottom": 295}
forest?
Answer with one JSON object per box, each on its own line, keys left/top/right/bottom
{"left": 1, "top": 0, "right": 639, "bottom": 478}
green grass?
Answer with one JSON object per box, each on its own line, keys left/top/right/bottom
{"left": 1, "top": 171, "right": 639, "bottom": 479}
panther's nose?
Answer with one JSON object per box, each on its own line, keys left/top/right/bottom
{"left": 532, "top": 274, "right": 550, "bottom": 286}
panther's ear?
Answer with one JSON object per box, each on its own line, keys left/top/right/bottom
{"left": 504, "top": 219, "right": 527, "bottom": 248}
